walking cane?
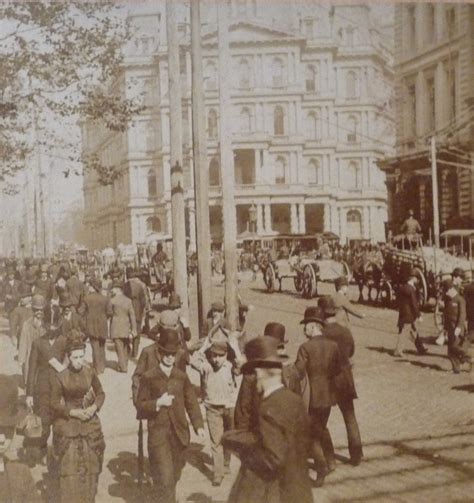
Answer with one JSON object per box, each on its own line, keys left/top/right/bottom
{"left": 137, "top": 419, "right": 144, "bottom": 487}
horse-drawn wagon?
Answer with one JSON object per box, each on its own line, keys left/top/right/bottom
{"left": 259, "top": 233, "right": 351, "bottom": 298}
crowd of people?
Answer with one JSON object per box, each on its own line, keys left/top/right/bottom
{"left": 0, "top": 250, "right": 472, "bottom": 503}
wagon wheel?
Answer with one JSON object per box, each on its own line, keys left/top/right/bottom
{"left": 412, "top": 267, "right": 428, "bottom": 307}
{"left": 294, "top": 272, "right": 304, "bottom": 293}
{"left": 302, "top": 264, "right": 318, "bottom": 299}
{"left": 264, "top": 264, "right": 276, "bottom": 293}
{"left": 378, "top": 281, "right": 394, "bottom": 307}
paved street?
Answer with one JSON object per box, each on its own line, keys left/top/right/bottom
{"left": 17, "top": 273, "right": 474, "bottom": 503}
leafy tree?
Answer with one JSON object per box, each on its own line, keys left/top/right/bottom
{"left": 0, "top": 2, "right": 143, "bottom": 187}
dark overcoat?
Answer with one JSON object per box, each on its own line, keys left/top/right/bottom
{"left": 397, "top": 283, "right": 420, "bottom": 326}
{"left": 234, "top": 363, "right": 302, "bottom": 431}
{"left": 83, "top": 292, "right": 110, "bottom": 340}
{"left": 227, "top": 387, "right": 313, "bottom": 503}
{"left": 136, "top": 365, "right": 203, "bottom": 446}
{"left": 323, "top": 322, "right": 357, "bottom": 401}
{"left": 295, "top": 336, "right": 341, "bottom": 409}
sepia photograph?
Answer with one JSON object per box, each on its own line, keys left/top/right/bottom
{"left": 0, "top": 1, "right": 473, "bottom": 502}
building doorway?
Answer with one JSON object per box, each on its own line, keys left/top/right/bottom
{"left": 305, "top": 204, "right": 324, "bottom": 234}
{"left": 346, "top": 209, "right": 362, "bottom": 240}
{"left": 271, "top": 204, "right": 291, "bottom": 234}
{"left": 234, "top": 149, "right": 255, "bottom": 185}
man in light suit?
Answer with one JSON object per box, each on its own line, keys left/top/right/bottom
{"left": 124, "top": 268, "right": 149, "bottom": 358}
{"left": 107, "top": 280, "right": 137, "bottom": 373}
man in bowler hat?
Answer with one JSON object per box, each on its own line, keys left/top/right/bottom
{"left": 318, "top": 296, "right": 363, "bottom": 466}
{"left": 295, "top": 306, "right": 342, "bottom": 487}
{"left": 225, "top": 336, "right": 313, "bottom": 503}
{"left": 234, "top": 321, "right": 301, "bottom": 431}
{"left": 137, "top": 328, "right": 205, "bottom": 503}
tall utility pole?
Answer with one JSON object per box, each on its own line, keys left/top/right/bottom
{"left": 217, "top": 0, "right": 239, "bottom": 330}
{"left": 191, "top": 0, "right": 212, "bottom": 335}
{"left": 431, "top": 136, "right": 440, "bottom": 248}
{"left": 166, "top": 0, "right": 189, "bottom": 310}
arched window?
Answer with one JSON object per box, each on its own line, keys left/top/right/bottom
{"left": 306, "top": 111, "right": 321, "bottom": 140}
{"left": 305, "top": 65, "right": 317, "bottom": 92}
{"left": 347, "top": 161, "right": 362, "bottom": 189}
{"left": 205, "top": 61, "right": 217, "bottom": 90}
{"left": 239, "top": 59, "right": 251, "bottom": 89}
{"left": 274, "top": 105, "right": 284, "bottom": 135}
{"left": 346, "top": 70, "right": 358, "bottom": 98}
{"left": 147, "top": 168, "right": 157, "bottom": 197}
{"left": 146, "top": 216, "right": 161, "bottom": 233}
{"left": 209, "top": 157, "right": 220, "bottom": 187}
{"left": 240, "top": 107, "right": 251, "bottom": 133}
{"left": 208, "top": 109, "right": 218, "bottom": 139}
{"left": 307, "top": 159, "right": 321, "bottom": 185}
{"left": 275, "top": 156, "right": 286, "bottom": 184}
{"left": 272, "top": 57, "right": 285, "bottom": 87}
{"left": 347, "top": 115, "right": 358, "bottom": 142}
{"left": 346, "top": 209, "right": 362, "bottom": 240}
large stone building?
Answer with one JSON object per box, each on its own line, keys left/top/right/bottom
{"left": 82, "top": 1, "right": 394, "bottom": 250}
{"left": 381, "top": 3, "right": 474, "bottom": 236}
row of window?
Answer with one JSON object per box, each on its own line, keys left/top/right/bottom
{"left": 207, "top": 106, "right": 360, "bottom": 141}
{"left": 202, "top": 58, "right": 360, "bottom": 97}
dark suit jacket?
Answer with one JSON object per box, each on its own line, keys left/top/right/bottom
{"left": 2, "top": 279, "right": 21, "bottom": 313}
{"left": 464, "top": 282, "right": 474, "bottom": 330}
{"left": 397, "top": 283, "right": 420, "bottom": 326}
{"left": 83, "top": 292, "right": 110, "bottom": 340}
{"left": 228, "top": 387, "right": 313, "bottom": 503}
{"left": 137, "top": 365, "right": 203, "bottom": 447}
{"left": 124, "top": 278, "right": 148, "bottom": 326}
{"left": 132, "top": 343, "right": 161, "bottom": 413}
{"left": 444, "top": 293, "right": 466, "bottom": 335}
{"left": 323, "top": 322, "right": 357, "bottom": 401}
{"left": 295, "top": 336, "right": 341, "bottom": 409}
{"left": 27, "top": 334, "right": 68, "bottom": 397}
{"left": 58, "top": 312, "right": 86, "bottom": 340}
{"left": 65, "top": 276, "right": 85, "bottom": 307}
{"left": 234, "top": 364, "right": 302, "bottom": 431}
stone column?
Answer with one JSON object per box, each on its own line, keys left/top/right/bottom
{"left": 435, "top": 61, "right": 448, "bottom": 128}
{"left": 415, "top": 71, "right": 426, "bottom": 136}
{"left": 166, "top": 203, "right": 172, "bottom": 235}
{"left": 290, "top": 203, "right": 298, "bottom": 233}
{"left": 188, "top": 200, "right": 196, "bottom": 251}
{"left": 338, "top": 207, "right": 346, "bottom": 243}
{"left": 257, "top": 204, "right": 264, "bottom": 234}
{"left": 264, "top": 203, "right": 272, "bottom": 232}
{"left": 298, "top": 203, "right": 306, "bottom": 234}
{"left": 363, "top": 206, "right": 370, "bottom": 239}
{"left": 369, "top": 205, "right": 377, "bottom": 242}
{"left": 331, "top": 202, "right": 339, "bottom": 235}
{"left": 263, "top": 149, "right": 270, "bottom": 184}
{"left": 324, "top": 203, "right": 331, "bottom": 231}
{"left": 255, "top": 149, "right": 261, "bottom": 184}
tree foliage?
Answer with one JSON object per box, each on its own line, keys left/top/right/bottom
{"left": 0, "top": 1, "right": 143, "bottom": 187}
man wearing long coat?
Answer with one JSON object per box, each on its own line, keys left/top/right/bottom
{"left": 83, "top": 278, "right": 110, "bottom": 374}
{"left": 107, "top": 281, "right": 137, "bottom": 372}
{"left": 124, "top": 269, "right": 149, "bottom": 358}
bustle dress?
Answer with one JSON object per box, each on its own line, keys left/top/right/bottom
{"left": 50, "top": 364, "right": 106, "bottom": 503}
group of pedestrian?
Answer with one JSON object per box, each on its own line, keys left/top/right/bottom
{"left": 392, "top": 266, "right": 474, "bottom": 375}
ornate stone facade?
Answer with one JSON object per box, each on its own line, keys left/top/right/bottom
{"left": 82, "top": 2, "right": 393, "bottom": 249}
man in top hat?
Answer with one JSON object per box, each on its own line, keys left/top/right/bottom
{"left": 137, "top": 328, "right": 205, "bottom": 503}
{"left": 393, "top": 269, "right": 427, "bottom": 357}
{"left": 26, "top": 322, "right": 68, "bottom": 463}
{"left": 331, "top": 276, "right": 364, "bottom": 327}
{"left": 124, "top": 268, "right": 150, "bottom": 359}
{"left": 442, "top": 278, "right": 469, "bottom": 373}
{"left": 318, "top": 296, "right": 363, "bottom": 466}
{"left": 234, "top": 322, "right": 301, "bottom": 432}
{"left": 107, "top": 280, "right": 137, "bottom": 373}
{"left": 0, "top": 376, "right": 41, "bottom": 502}
{"left": 33, "top": 266, "right": 55, "bottom": 307}
{"left": 225, "top": 336, "right": 313, "bottom": 503}
{"left": 83, "top": 277, "right": 111, "bottom": 374}
{"left": 295, "top": 306, "right": 342, "bottom": 487}
{"left": 18, "top": 295, "right": 47, "bottom": 383}
{"left": 9, "top": 283, "right": 33, "bottom": 347}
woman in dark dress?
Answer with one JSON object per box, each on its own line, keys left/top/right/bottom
{"left": 50, "top": 335, "right": 106, "bottom": 503}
